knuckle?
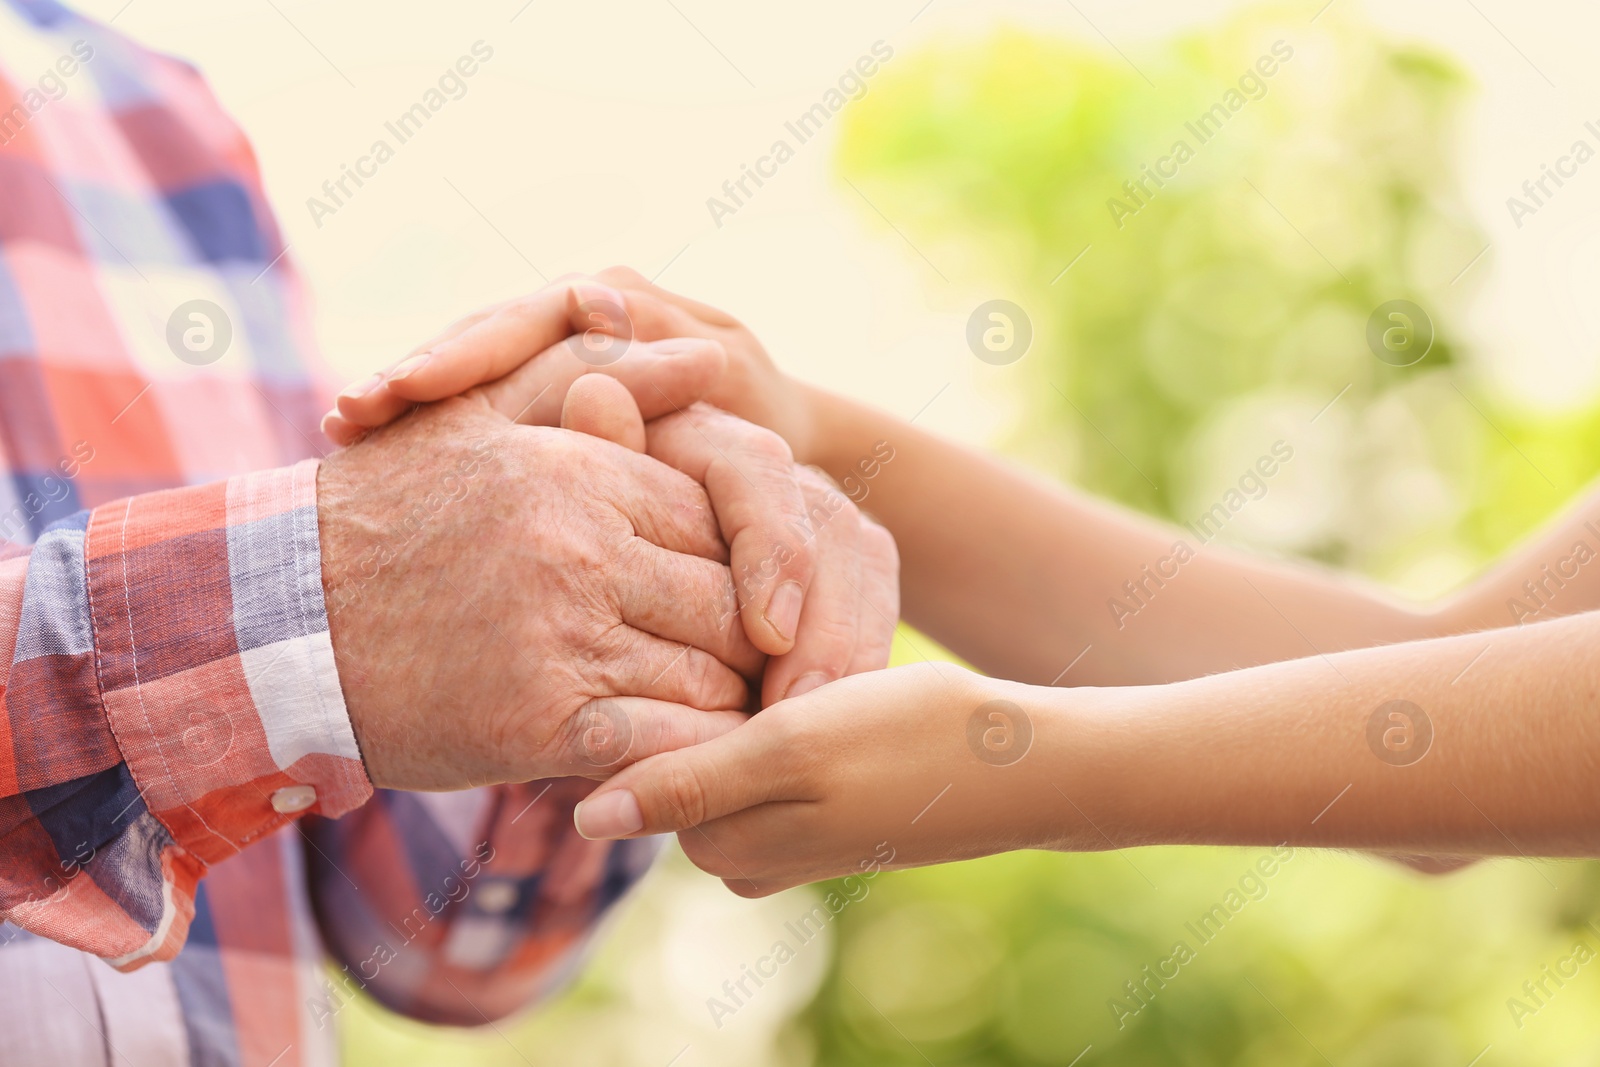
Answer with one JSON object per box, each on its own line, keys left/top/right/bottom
{"left": 679, "top": 646, "right": 718, "bottom": 690}
{"left": 693, "top": 407, "right": 795, "bottom": 470}
{"left": 861, "top": 519, "right": 901, "bottom": 575}
{"left": 796, "top": 463, "right": 843, "bottom": 494}
{"left": 560, "top": 699, "right": 633, "bottom": 769}
{"left": 506, "top": 291, "right": 552, "bottom": 321}
{"left": 798, "top": 468, "right": 854, "bottom": 525}
{"left": 656, "top": 760, "right": 712, "bottom": 828}
{"left": 597, "top": 265, "right": 649, "bottom": 288}
{"left": 612, "top": 535, "right": 652, "bottom": 580}
{"left": 580, "top": 617, "right": 632, "bottom": 674}
{"left": 739, "top": 424, "right": 795, "bottom": 469}
{"left": 676, "top": 648, "right": 738, "bottom": 708}
{"left": 805, "top": 608, "right": 860, "bottom": 652}
{"left": 438, "top": 309, "right": 492, "bottom": 339}
{"left": 673, "top": 471, "right": 716, "bottom": 513}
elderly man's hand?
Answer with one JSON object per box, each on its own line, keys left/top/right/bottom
{"left": 324, "top": 278, "right": 901, "bottom": 705}
{"left": 317, "top": 392, "right": 762, "bottom": 791}
{"left": 560, "top": 375, "right": 901, "bottom": 705}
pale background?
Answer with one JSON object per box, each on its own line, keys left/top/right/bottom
{"left": 71, "top": 0, "right": 1600, "bottom": 443}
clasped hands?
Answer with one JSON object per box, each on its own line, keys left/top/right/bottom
{"left": 324, "top": 269, "right": 1600, "bottom": 892}
{"left": 318, "top": 270, "right": 918, "bottom": 896}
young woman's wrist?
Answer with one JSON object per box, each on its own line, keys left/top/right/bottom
{"left": 1007, "top": 678, "right": 1198, "bottom": 854}
{"left": 780, "top": 378, "right": 840, "bottom": 470}
{"left": 791, "top": 383, "right": 890, "bottom": 475}
{"left": 954, "top": 678, "right": 1125, "bottom": 854}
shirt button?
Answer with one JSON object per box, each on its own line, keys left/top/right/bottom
{"left": 271, "top": 785, "right": 318, "bottom": 814}
{"left": 476, "top": 880, "right": 518, "bottom": 915}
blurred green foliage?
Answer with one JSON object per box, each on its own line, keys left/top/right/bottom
{"left": 838, "top": 3, "right": 1600, "bottom": 595}
{"left": 801, "top": 846, "right": 1600, "bottom": 1066}
{"left": 343, "top": 6, "right": 1600, "bottom": 1067}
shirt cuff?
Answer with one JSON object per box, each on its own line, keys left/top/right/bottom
{"left": 84, "top": 459, "right": 372, "bottom": 866}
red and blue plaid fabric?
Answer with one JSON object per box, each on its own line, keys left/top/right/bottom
{"left": 0, "top": 1, "right": 657, "bottom": 1063}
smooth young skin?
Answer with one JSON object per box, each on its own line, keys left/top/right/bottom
{"left": 344, "top": 268, "right": 1600, "bottom": 872}
{"left": 573, "top": 612, "right": 1600, "bottom": 895}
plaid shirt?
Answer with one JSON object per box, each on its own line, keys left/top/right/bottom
{"left": 0, "top": 1, "right": 658, "bottom": 1063}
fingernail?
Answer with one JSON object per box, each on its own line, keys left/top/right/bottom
{"left": 766, "top": 580, "right": 804, "bottom": 643}
{"left": 648, "top": 338, "right": 706, "bottom": 355}
{"left": 574, "top": 790, "right": 643, "bottom": 840}
{"left": 340, "top": 373, "right": 383, "bottom": 400}
{"left": 319, "top": 411, "right": 342, "bottom": 436}
{"left": 786, "top": 672, "right": 830, "bottom": 700}
{"left": 386, "top": 352, "right": 431, "bottom": 382}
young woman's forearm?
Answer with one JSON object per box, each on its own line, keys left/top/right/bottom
{"left": 801, "top": 385, "right": 1431, "bottom": 686}
{"left": 1048, "top": 610, "right": 1600, "bottom": 856}
{"left": 1429, "top": 482, "right": 1600, "bottom": 633}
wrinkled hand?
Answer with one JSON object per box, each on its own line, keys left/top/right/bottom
{"left": 318, "top": 393, "right": 762, "bottom": 791}
{"left": 568, "top": 664, "right": 1075, "bottom": 896}
{"left": 327, "top": 278, "right": 900, "bottom": 703}
{"left": 560, "top": 375, "right": 899, "bottom": 704}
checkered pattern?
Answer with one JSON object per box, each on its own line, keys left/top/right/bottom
{"left": 0, "top": 1, "right": 659, "bottom": 1063}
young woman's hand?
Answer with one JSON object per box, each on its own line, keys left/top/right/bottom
{"left": 570, "top": 663, "right": 1097, "bottom": 896}
{"left": 321, "top": 277, "right": 730, "bottom": 446}
{"left": 331, "top": 268, "right": 823, "bottom": 464}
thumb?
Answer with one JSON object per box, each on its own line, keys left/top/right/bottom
{"left": 561, "top": 373, "right": 647, "bottom": 452}
{"left": 471, "top": 335, "right": 725, "bottom": 428}
{"left": 573, "top": 724, "right": 777, "bottom": 840}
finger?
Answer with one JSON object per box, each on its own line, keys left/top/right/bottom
{"left": 471, "top": 335, "right": 725, "bottom": 427}
{"left": 410, "top": 285, "right": 565, "bottom": 357}
{"left": 326, "top": 299, "right": 513, "bottom": 432}
{"left": 562, "top": 374, "right": 646, "bottom": 453}
{"left": 402, "top": 273, "right": 588, "bottom": 365}
{"left": 615, "top": 540, "right": 763, "bottom": 677}
{"left": 573, "top": 717, "right": 787, "bottom": 839}
{"left": 847, "top": 517, "right": 900, "bottom": 676}
{"left": 647, "top": 405, "right": 815, "bottom": 656}
{"left": 761, "top": 471, "right": 862, "bottom": 705}
{"left": 606, "top": 285, "right": 722, "bottom": 345}
{"left": 332, "top": 280, "right": 617, "bottom": 429}
{"left": 321, "top": 410, "right": 365, "bottom": 447}
{"left": 551, "top": 697, "right": 749, "bottom": 779}
{"left": 408, "top": 301, "right": 509, "bottom": 355}
{"left": 606, "top": 628, "right": 750, "bottom": 711}
{"left": 393, "top": 281, "right": 624, "bottom": 401}
{"left": 595, "top": 266, "right": 742, "bottom": 329}
{"left": 603, "top": 441, "right": 727, "bottom": 562}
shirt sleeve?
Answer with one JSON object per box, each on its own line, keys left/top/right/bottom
{"left": 302, "top": 779, "right": 662, "bottom": 1026}
{"left": 0, "top": 459, "right": 371, "bottom": 969}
